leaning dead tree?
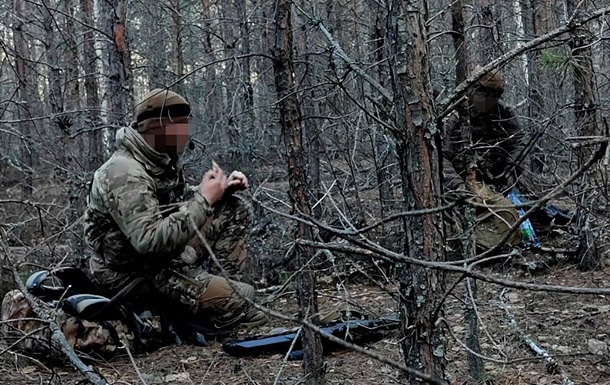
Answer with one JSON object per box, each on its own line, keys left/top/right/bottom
{"left": 386, "top": 0, "right": 447, "bottom": 383}
{"left": 273, "top": 1, "right": 325, "bottom": 384}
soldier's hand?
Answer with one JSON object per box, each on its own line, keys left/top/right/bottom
{"left": 199, "top": 162, "right": 227, "bottom": 205}
{"left": 227, "top": 171, "right": 248, "bottom": 193}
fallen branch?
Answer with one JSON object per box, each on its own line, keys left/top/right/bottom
{"left": 273, "top": 326, "right": 303, "bottom": 385}
{"left": 189, "top": 217, "right": 449, "bottom": 385}
{"left": 124, "top": 344, "right": 148, "bottom": 385}
{"left": 497, "top": 292, "right": 575, "bottom": 385}
{"left": 298, "top": 238, "right": 610, "bottom": 295}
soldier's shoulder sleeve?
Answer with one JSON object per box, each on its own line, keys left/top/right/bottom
{"left": 442, "top": 111, "right": 468, "bottom": 161}
{"left": 94, "top": 155, "right": 213, "bottom": 257}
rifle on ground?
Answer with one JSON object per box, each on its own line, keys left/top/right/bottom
{"left": 222, "top": 315, "right": 400, "bottom": 360}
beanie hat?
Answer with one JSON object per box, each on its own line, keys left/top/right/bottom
{"left": 132, "top": 89, "right": 191, "bottom": 133}
{"left": 472, "top": 67, "right": 504, "bottom": 98}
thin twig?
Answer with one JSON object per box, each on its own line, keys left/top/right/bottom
{"left": 199, "top": 353, "right": 219, "bottom": 385}
{"left": 273, "top": 327, "right": 303, "bottom": 385}
{"left": 0, "top": 326, "right": 48, "bottom": 358}
{"left": 298, "top": 238, "right": 610, "bottom": 295}
{"left": 497, "top": 293, "right": 576, "bottom": 385}
{"left": 123, "top": 344, "right": 148, "bottom": 385}
{"left": 188, "top": 217, "right": 448, "bottom": 385}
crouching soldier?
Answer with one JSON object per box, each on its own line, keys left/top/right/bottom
{"left": 443, "top": 68, "right": 526, "bottom": 252}
{"left": 84, "top": 89, "right": 267, "bottom": 331}
{"left": 443, "top": 67, "right": 525, "bottom": 194}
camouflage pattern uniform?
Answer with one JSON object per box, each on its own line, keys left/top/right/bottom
{"left": 442, "top": 70, "right": 525, "bottom": 255}
{"left": 84, "top": 121, "right": 259, "bottom": 328}
{"left": 443, "top": 102, "right": 524, "bottom": 192}
{"left": 443, "top": 69, "right": 525, "bottom": 193}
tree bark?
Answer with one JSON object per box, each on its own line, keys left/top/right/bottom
{"left": 171, "top": 0, "right": 184, "bottom": 85}
{"left": 451, "top": 1, "right": 487, "bottom": 383}
{"left": 63, "top": 0, "right": 81, "bottom": 111}
{"left": 102, "top": 0, "right": 132, "bottom": 150}
{"left": 524, "top": 0, "right": 545, "bottom": 174}
{"left": 80, "top": 0, "right": 103, "bottom": 168}
{"left": 387, "top": 0, "right": 447, "bottom": 383}
{"left": 200, "top": 0, "right": 220, "bottom": 130}
{"left": 482, "top": 0, "right": 501, "bottom": 65}
{"left": 371, "top": 4, "right": 395, "bottom": 223}
{"left": 42, "top": 0, "right": 62, "bottom": 116}
{"left": 273, "top": 1, "right": 325, "bottom": 383}
{"left": 0, "top": 231, "right": 10, "bottom": 303}
{"left": 145, "top": 5, "right": 169, "bottom": 89}
{"left": 12, "top": 0, "right": 34, "bottom": 197}
{"left": 234, "top": 0, "right": 256, "bottom": 181}
{"left": 566, "top": 0, "right": 605, "bottom": 271}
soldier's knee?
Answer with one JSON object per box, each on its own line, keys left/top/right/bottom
{"left": 234, "top": 194, "right": 253, "bottom": 225}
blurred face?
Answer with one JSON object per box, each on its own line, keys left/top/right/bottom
{"left": 469, "top": 90, "right": 501, "bottom": 114}
{"left": 143, "top": 116, "right": 191, "bottom": 159}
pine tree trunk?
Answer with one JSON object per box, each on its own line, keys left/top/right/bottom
{"left": 80, "top": 0, "right": 103, "bottom": 168}
{"left": 63, "top": 0, "right": 81, "bottom": 111}
{"left": 567, "top": 0, "right": 605, "bottom": 271}
{"left": 234, "top": 0, "right": 256, "bottom": 181}
{"left": 371, "top": 5, "right": 395, "bottom": 223}
{"left": 451, "top": 1, "right": 488, "bottom": 383}
{"left": 524, "top": 0, "right": 545, "bottom": 174}
{"left": 273, "top": 1, "right": 325, "bottom": 383}
{"left": 12, "top": 0, "right": 34, "bottom": 197}
{"left": 42, "top": 0, "right": 62, "bottom": 116}
{"left": 476, "top": 0, "right": 502, "bottom": 65}
{"left": 201, "top": 0, "right": 220, "bottom": 131}
{"left": 102, "top": 0, "right": 131, "bottom": 150}
{"left": 387, "top": 1, "right": 447, "bottom": 383}
{"left": 0, "top": 232, "right": 10, "bottom": 303}
{"left": 171, "top": 0, "right": 184, "bottom": 85}
{"left": 146, "top": 6, "right": 169, "bottom": 89}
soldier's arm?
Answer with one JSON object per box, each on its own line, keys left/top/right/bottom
{"left": 98, "top": 162, "right": 213, "bottom": 257}
{"left": 443, "top": 111, "right": 464, "bottom": 161}
{"left": 442, "top": 111, "right": 471, "bottom": 181}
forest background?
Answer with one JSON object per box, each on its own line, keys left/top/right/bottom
{"left": 2, "top": 0, "right": 610, "bottom": 384}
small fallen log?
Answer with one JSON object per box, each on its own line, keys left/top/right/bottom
{"left": 498, "top": 293, "right": 575, "bottom": 385}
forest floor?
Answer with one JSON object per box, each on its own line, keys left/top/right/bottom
{"left": 2, "top": 166, "right": 610, "bottom": 384}
{"left": 2, "top": 259, "right": 610, "bottom": 385}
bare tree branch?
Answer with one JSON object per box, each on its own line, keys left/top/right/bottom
{"left": 437, "top": 5, "right": 610, "bottom": 120}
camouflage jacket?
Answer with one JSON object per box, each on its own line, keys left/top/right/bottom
{"left": 84, "top": 127, "right": 212, "bottom": 290}
{"left": 443, "top": 101, "right": 525, "bottom": 192}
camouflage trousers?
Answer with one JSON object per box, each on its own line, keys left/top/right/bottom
{"left": 189, "top": 192, "right": 253, "bottom": 279}
{"left": 90, "top": 192, "right": 255, "bottom": 327}
{"left": 158, "top": 192, "right": 255, "bottom": 326}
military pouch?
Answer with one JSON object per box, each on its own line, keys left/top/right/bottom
{"left": 471, "top": 182, "right": 521, "bottom": 250}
